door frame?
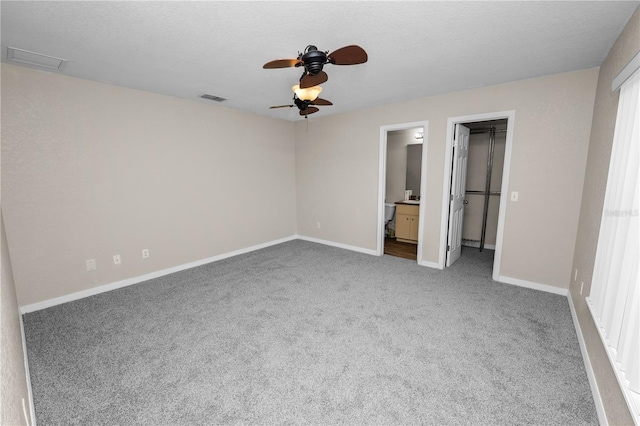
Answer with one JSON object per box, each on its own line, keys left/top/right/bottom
{"left": 377, "top": 120, "right": 429, "bottom": 262}
{"left": 438, "top": 111, "right": 515, "bottom": 281}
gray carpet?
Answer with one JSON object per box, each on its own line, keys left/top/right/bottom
{"left": 23, "top": 240, "right": 597, "bottom": 425}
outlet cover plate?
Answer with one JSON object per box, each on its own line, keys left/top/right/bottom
{"left": 86, "top": 259, "right": 96, "bottom": 271}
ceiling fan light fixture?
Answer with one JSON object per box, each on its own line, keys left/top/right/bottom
{"left": 292, "top": 84, "right": 322, "bottom": 101}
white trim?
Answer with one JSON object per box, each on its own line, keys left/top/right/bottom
{"left": 20, "top": 235, "right": 380, "bottom": 314}
{"left": 377, "top": 120, "right": 429, "bottom": 265}
{"left": 377, "top": 125, "right": 388, "bottom": 256}
{"left": 568, "top": 294, "right": 608, "bottom": 426}
{"left": 418, "top": 259, "right": 440, "bottom": 269}
{"left": 486, "top": 110, "right": 514, "bottom": 279}
{"left": 497, "top": 275, "right": 568, "bottom": 296}
{"left": 20, "top": 235, "right": 297, "bottom": 314}
{"left": 461, "top": 241, "right": 496, "bottom": 250}
{"left": 19, "top": 313, "right": 36, "bottom": 425}
{"left": 439, "top": 111, "right": 516, "bottom": 279}
{"left": 612, "top": 51, "right": 640, "bottom": 92}
{"left": 296, "top": 235, "right": 378, "bottom": 256}
{"left": 587, "top": 297, "right": 640, "bottom": 424}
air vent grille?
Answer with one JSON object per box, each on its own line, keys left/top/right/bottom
{"left": 7, "top": 47, "right": 67, "bottom": 70}
{"left": 200, "top": 94, "right": 227, "bottom": 102}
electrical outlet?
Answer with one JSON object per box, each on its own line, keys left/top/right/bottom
{"left": 510, "top": 191, "right": 519, "bottom": 202}
{"left": 316, "top": 222, "right": 321, "bottom": 229}
{"left": 574, "top": 268, "right": 578, "bottom": 281}
{"left": 142, "top": 249, "right": 149, "bottom": 259}
{"left": 86, "top": 259, "right": 96, "bottom": 272}
{"left": 113, "top": 254, "right": 121, "bottom": 265}
{"left": 580, "top": 281, "right": 584, "bottom": 295}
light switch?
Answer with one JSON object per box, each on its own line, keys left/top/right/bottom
{"left": 511, "top": 191, "right": 519, "bottom": 202}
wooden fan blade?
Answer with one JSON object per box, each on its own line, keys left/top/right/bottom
{"left": 269, "top": 104, "right": 294, "bottom": 109}
{"left": 263, "top": 59, "right": 302, "bottom": 69}
{"left": 300, "top": 71, "right": 328, "bottom": 89}
{"left": 311, "top": 98, "right": 332, "bottom": 106}
{"left": 300, "top": 107, "right": 319, "bottom": 116}
{"left": 328, "top": 45, "right": 368, "bottom": 65}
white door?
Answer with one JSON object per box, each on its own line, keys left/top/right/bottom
{"left": 446, "top": 124, "right": 470, "bottom": 267}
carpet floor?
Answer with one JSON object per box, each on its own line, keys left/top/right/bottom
{"left": 23, "top": 240, "right": 597, "bottom": 425}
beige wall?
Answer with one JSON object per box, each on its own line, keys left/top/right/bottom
{"left": 296, "top": 67, "right": 598, "bottom": 289}
{"left": 1, "top": 211, "right": 31, "bottom": 426}
{"left": 1, "top": 63, "right": 297, "bottom": 306}
{"left": 570, "top": 6, "right": 639, "bottom": 425}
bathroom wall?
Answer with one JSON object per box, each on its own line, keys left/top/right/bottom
{"left": 1, "top": 63, "right": 297, "bottom": 306}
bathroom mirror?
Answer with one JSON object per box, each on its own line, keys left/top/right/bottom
{"left": 405, "top": 144, "right": 422, "bottom": 197}
{"left": 385, "top": 128, "right": 423, "bottom": 203}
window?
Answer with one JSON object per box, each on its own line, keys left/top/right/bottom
{"left": 587, "top": 65, "right": 639, "bottom": 422}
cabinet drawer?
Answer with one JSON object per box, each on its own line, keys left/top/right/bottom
{"left": 396, "top": 204, "right": 419, "bottom": 216}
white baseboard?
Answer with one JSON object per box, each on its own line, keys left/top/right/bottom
{"left": 462, "top": 241, "right": 496, "bottom": 250}
{"left": 298, "top": 235, "right": 443, "bottom": 270}
{"left": 419, "top": 260, "right": 441, "bottom": 269}
{"left": 19, "top": 313, "right": 36, "bottom": 426}
{"left": 568, "top": 293, "right": 607, "bottom": 425}
{"left": 20, "top": 235, "right": 298, "bottom": 314}
{"left": 497, "top": 275, "right": 569, "bottom": 296}
{"left": 19, "top": 235, "right": 566, "bottom": 315}
{"left": 295, "top": 235, "right": 378, "bottom": 256}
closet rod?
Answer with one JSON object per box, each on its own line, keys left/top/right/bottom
{"left": 470, "top": 127, "right": 507, "bottom": 134}
{"left": 466, "top": 190, "right": 501, "bottom": 196}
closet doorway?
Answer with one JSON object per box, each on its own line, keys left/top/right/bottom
{"left": 462, "top": 119, "right": 507, "bottom": 251}
{"left": 440, "top": 111, "right": 515, "bottom": 281}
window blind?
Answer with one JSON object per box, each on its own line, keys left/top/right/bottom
{"left": 587, "top": 68, "right": 639, "bottom": 422}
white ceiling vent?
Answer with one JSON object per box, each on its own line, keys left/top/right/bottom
{"left": 7, "top": 47, "right": 67, "bottom": 70}
{"left": 200, "top": 94, "right": 227, "bottom": 102}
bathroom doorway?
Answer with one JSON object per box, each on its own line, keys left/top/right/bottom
{"left": 377, "top": 121, "right": 429, "bottom": 262}
{"left": 440, "top": 111, "right": 515, "bottom": 281}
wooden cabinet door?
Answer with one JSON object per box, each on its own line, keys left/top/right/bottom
{"left": 409, "top": 215, "right": 419, "bottom": 241}
{"left": 396, "top": 214, "right": 412, "bottom": 240}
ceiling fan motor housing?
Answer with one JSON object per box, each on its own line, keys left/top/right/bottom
{"left": 301, "top": 47, "right": 327, "bottom": 76}
{"left": 293, "top": 96, "right": 310, "bottom": 110}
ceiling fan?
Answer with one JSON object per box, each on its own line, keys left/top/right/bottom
{"left": 270, "top": 95, "right": 333, "bottom": 117}
{"left": 263, "top": 44, "right": 368, "bottom": 89}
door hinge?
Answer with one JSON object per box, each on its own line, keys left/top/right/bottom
{"left": 447, "top": 245, "right": 451, "bottom": 251}
{"left": 450, "top": 194, "right": 454, "bottom": 201}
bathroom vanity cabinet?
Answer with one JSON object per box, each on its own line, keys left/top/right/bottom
{"left": 395, "top": 203, "right": 419, "bottom": 243}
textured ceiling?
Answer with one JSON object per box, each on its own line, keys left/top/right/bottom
{"left": 1, "top": 1, "right": 638, "bottom": 121}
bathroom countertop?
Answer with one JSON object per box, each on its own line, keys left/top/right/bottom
{"left": 395, "top": 200, "right": 421, "bottom": 205}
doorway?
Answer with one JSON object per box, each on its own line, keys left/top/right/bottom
{"left": 439, "top": 111, "right": 515, "bottom": 281}
{"left": 377, "top": 121, "right": 429, "bottom": 262}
